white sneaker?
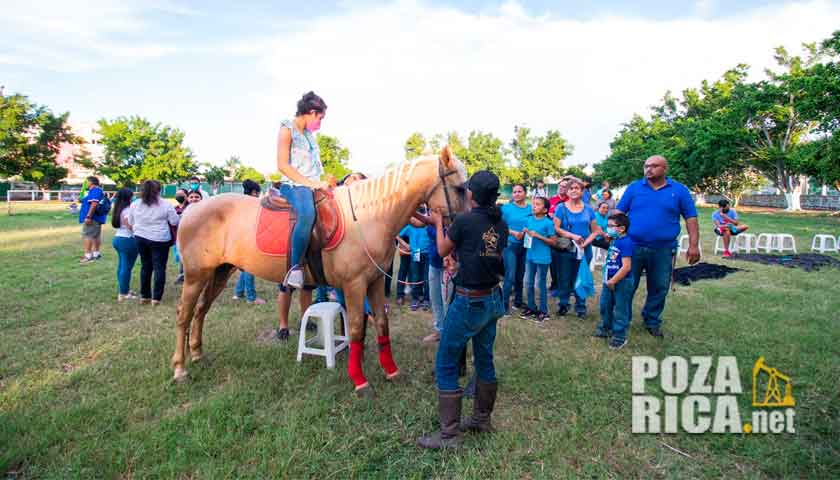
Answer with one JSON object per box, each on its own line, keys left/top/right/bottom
{"left": 283, "top": 267, "right": 304, "bottom": 289}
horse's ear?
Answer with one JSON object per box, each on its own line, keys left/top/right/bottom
{"left": 440, "top": 144, "right": 454, "bottom": 168}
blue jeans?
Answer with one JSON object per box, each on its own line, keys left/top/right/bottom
{"left": 235, "top": 271, "right": 257, "bottom": 302}
{"left": 630, "top": 245, "right": 675, "bottom": 329}
{"left": 502, "top": 242, "right": 527, "bottom": 309}
{"left": 598, "top": 277, "right": 635, "bottom": 340}
{"left": 277, "top": 184, "right": 315, "bottom": 268}
{"left": 411, "top": 253, "right": 430, "bottom": 302}
{"left": 524, "top": 261, "right": 550, "bottom": 313}
{"left": 429, "top": 265, "right": 445, "bottom": 331}
{"left": 315, "top": 285, "right": 329, "bottom": 303}
{"left": 112, "top": 236, "right": 138, "bottom": 295}
{"left": 556, "top": 246, "right": 593, "bottom": 314}
{"left": 396, "top": 254, "right": 411, "bottom": 299}
{"left": 435, "top": 288, "right": 504, "bottom": 391}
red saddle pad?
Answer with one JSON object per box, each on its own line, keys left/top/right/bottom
{"left": 256, "top": 208, "right": 291, "bottom": 256}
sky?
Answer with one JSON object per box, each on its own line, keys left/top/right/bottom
{"left": 2, "top": 0, "right": 839, "bottom": 177}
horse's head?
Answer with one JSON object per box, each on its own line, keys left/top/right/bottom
{"left": 426, "top": 145, "right": 468, "bottom": 223}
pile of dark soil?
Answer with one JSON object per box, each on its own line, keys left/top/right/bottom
{"left": 673, "top": 262, "right": 743, "bottom": 286}
{"left": 729, "top": 253, "right": 840, "bottom": 272}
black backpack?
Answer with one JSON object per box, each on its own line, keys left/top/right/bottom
{"left": 94, "top": 194, "right": 111, "bottom": 217}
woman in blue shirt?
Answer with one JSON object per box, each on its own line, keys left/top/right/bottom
{"left": 500, "top": 184, "right": 531, "bottom": 313}
{"left": 553, "top": 179, "right": 604, "bottom": 318}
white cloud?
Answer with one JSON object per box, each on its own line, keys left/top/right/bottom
{"left": 0, "top": 0, "right": 182, "bottom": 72}
{"left": 203, "top": 0, "right": 839, "bottom": 178}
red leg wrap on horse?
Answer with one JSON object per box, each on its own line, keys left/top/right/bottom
{"left": 348, "top": 341, "right": 367, "bottom": 387}
{"left": 377, "top": 336, "right": 398, "bottom": 375}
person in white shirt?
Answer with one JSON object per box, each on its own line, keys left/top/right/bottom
{"left": 532, "top": 180, "right": 548, "bottom": 199}
{"left": 111, "top": 188, "right": 139, "bottom": 302}
{"left": 128, "top": 180, "right": 180, "bottom": 305}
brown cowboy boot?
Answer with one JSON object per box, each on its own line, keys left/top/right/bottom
{"left": 417, "top": 389, "right": 463, "bottom": 449}
{"left": 460, "top": 380, "right": 497, "bottom": 433}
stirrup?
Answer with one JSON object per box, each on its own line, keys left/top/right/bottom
{"left": 283, "top": 265, "right": 304, "bottom": 289}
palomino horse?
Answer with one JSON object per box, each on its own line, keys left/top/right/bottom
{"left": 172, "top": 147, "right": 468, "bottom": 393}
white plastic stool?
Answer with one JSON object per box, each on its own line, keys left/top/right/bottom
{"left": 589, "top": 247, "right": 607, "bottom": 272}
{"left": 296, "top": 302, "right": 349, "bottom": 369}
{"left": 774, "top": 234, "right": 797, "bottom": 254}
{"left": 811, "top": 234, "right": 839, "bottom": 253}
{"left": 734, "top": 233, "right": 757, "bottom": 253}
{"left": 678, "top": 234, "right": 701, "bottom": 256}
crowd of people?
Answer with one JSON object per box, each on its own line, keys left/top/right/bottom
{"left": 73, "top": 90, "right": 709, "bottom": 451}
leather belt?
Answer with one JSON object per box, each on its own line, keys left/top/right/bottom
{"left": 455, "top": 286, "right": 497, "bottom": 298}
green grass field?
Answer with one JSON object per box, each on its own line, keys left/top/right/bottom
{"left": 1, "top": 204, "right": 839, "bottom": 478}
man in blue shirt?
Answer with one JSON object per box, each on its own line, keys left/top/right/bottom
{"left": 79, "top": 176, "right": 107, "bottom": 264}
{"left": 615, "top": 155, "right": 700, "bottom": 337}
{"left": 712, "top": 199, "right": 749, "bottom": 258}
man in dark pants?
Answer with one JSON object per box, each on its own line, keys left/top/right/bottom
{"left": 417, "top": 170, "right": 508, "bottom": 449}
{"left": 615, "top": 155, "right": 701, "bottom": 337}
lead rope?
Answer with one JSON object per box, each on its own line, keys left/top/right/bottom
{"left": 347, "top": 187, "right": 425, "bottom": 286}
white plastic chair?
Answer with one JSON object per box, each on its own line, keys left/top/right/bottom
{"left": 775, "top": 234, "right": 797, "bottom": 254}
{"left": 589, "top": 247, "right": 607, "bottom": 272}
{"left": 296, "top": 302, "right": 349, "bottom": 369}
{"left": 756, "top": 233, "right": 773, "bottom": 253}
{"left": 811, "top": 234, "right": 839, "bottom": 253}
{"left": 678, "top": 234, "right": 701, "bottom": 256}
{"left": 734, "top": 233, "right": 758, "bottom": 253}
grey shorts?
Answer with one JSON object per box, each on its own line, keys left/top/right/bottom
{"left": 81, "top": 221, "right": 102, "bottom": 239}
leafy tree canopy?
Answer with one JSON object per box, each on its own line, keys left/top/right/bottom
{"left": 0, "top": 91, "right": 76, "bottom": 188}
{"left": 97, "top": 116, "right": 196, "bottom": 186}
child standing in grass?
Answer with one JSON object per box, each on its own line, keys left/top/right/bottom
{"left": 407, "top": 218, "right": 432, "bottom": 311}
{"left": 520, "top": 197, "right": 555, "bottom": 325}
{"left": 594, "top": 213, "right": 634, "bottom": 350}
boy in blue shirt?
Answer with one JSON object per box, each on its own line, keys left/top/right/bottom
{"left": 712, "top": 199, "right": 749, "bottom": 258}
{"left": 594, "top": 213, "right": 635, "bottom": 350}
{"left": 405, "top": 218, "right": 432, "bottom": 311}
{"left": 520, "top": 197, "right": 555, "bottom": 325}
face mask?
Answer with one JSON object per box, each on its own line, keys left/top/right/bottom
{"left": 190, "top": 183, "right": 199, "bottom": 190}
{"left": 175, "top": 195, "right": 186, "bottom": 203}
{"left": 305, "top": 118, "right": 321, "bottom": 132}
{"left": 607, "top": 228, "right": 621, "bottom": 238}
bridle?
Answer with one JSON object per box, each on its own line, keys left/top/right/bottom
{"left": 426, "top": 160, "right": 464, "bottom": 223}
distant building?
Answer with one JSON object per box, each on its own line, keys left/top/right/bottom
{"left": 55, "top": 120, "right": 114, "bottom": 186}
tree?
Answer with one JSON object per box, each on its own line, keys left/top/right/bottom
{"left": 97, "top": 116, "right": 196, "bottom": 186}
{"left": 316, "top": 133, "right": 351, "bottom": 180}
{"left": 224, "top": 155, "right": 242, "bottom": 176}
{"left": 0, "top": 91, "right": 77, "bottom": 188}
{"left": 201, "top": 164, "right": 227, "bottom": 194}
{"left": 404, "top": 132, "right": 426, "bottom": 160}
{"left": 597, "top": 31, "right": 840, "bottom": 211}
{"left": 234, "top": 165, "right": 266, "bottom": 183}
{"left": 696, "top": 168, "right": 765, "bottom": 206}
{"left": 459, "top": 131, "right": 506, "bottom": 176}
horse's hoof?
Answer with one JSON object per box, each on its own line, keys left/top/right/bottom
{"left": 173, "top": 368, "right": 189, "bottom": 383}
{"left": 385, "top": 370, "right": 400, "bottom": 381}
{"left": 191, "top": 353, "right": 203, "bottom": 362}
{"left": 355, "top": 383, "right": 375, "bottom": 399}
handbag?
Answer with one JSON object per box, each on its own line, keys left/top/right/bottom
{"left": 552, "top": 205, "right": 576, "bottom": 252}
